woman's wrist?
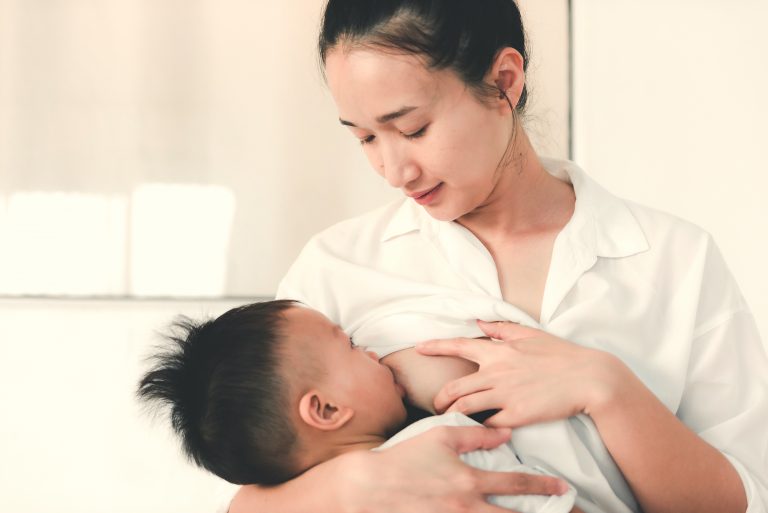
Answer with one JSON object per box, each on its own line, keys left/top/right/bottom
{"left": 578, "top": 352, "right": 748, "bottom": 513}
{"left": 229, "top": 451, "right": 363, "bottom": 513}
{"left": 583, "top": 350, "right": 640, "bottom": 418}
{"left": 332, "top": 450, "right": 376, "bottom": 513}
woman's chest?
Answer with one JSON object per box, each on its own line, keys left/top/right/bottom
{"left": 355, "top": 248, "right": 696, "bottom": 410}
{"left": 492, "top": 234, "right": 559, "bottom": 323}
{"left": 375, "top": 227, "right": 559, "bottom": 313}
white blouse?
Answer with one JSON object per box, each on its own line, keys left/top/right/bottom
{"left": 277, "top": 158, "right": 768, "bottom": 512}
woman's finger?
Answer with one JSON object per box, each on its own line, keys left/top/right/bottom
{"left": 416, "top": 337, "right": 496, "bottom": 364}
{"left": 434, "top": 371, "right": 495, "bottom": 412}
{"left": 433, "top": 372, "right": 495, "bottom": 412}
{"left": 472, "top": 503, "right": 522, "bottom": 513}
{"left": 477, "top": 320, "right": 542, "bottom": 341}
{"left": 472, "top": 468, "right": 569, "bottom": 497}
{"left": 431, "top": 425, "right": 513, "bottom": 454}
{"left": 482, "top": 409, "right": 523, "bottom": 429}
{"left": 443, "top": 389, "right": 501, "bottom": 417}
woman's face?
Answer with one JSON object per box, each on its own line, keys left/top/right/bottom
{"left": 325, "top": 47, "right": 513, "bottom": 222}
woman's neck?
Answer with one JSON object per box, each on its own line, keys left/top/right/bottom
{"left": 457, "top": 132, "right": 575, "bottom": 245}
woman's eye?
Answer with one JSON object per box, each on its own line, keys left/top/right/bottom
{"left": 359, "top": 135, "right": 376, "bottom": 145}
{"left": 404, "top": 125, "right": 428, "bottom": 140}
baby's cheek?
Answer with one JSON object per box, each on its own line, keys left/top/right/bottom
{"left": 382, "top": 348, "right": 478, "bottom": 413}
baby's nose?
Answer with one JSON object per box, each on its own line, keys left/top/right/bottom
{"left": 365, "top": 350, "right": 378, "bottom": 361}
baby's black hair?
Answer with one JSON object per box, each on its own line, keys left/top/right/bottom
{"left": 136, "top": 300, "right": 301, "bottom": 485}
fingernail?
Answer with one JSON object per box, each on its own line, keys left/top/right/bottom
{"left": 557, "top": 480, "right": 569, "bottom": 494}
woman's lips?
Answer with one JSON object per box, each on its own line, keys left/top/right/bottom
{"left": 412, "top": 183, "right": 443, "bottom": 205}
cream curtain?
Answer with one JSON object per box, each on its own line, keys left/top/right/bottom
{"left": 0, "top": 0, "right": 569, "bottom": 297}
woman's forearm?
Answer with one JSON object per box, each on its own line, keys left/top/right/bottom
{"left": 229, "top": 425, "right": 566, "bottom": 513}
{"left": 589, "top": 357, "right": 747, "bottom": 513}
{"left": 230, "top": 483, "right": 335, "bottom": 513}
{"left": 229, "top": 452, "right": 350, "bottom": 513}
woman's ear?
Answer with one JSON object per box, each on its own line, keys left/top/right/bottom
{"left": 490, "top": 47, "right": 526, "bottom": 111}
{"left": 298, "top": 390, "right": 355, "bottom": 431}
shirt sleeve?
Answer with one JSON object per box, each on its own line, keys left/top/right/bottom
{"left": 274, "top": 233, "right": 357, "bottom": 323}
{"left": 676, "top": 237, "right": 768, "bottom": 512}
{"left": 274, "top": 236, "right": 331, "bottom": 310}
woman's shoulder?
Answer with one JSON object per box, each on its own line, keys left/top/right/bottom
{"left": 277, "top": 198, "right": 412, "bottom": 300}
{"left": 620, "top": 199, "right": 743, "bottom": 311}
{"left": 305, "top": 197, "right": 414, "bottom": 252}
{"left": 622, "top": 198, "right": 715, "bottom": 253}
{"left": 562, "top": 158, "right": 716, "bottom": 256}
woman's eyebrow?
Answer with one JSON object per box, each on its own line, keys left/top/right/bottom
{"left": 339, "top": 105, "right": 418, "bottom": 127}
{"left": 376, "top": 106, "right": 418, "bottom": 123}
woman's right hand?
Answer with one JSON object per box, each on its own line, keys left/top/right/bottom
{"left": 337, "top": 425, "right": 568, "bottom": 513}
{"left": 229, "top": 424, "right": 568, "bottom": 513}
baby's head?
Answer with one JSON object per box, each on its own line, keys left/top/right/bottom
{"left": 137, "top": 300, "right": 407, "bottom": 485}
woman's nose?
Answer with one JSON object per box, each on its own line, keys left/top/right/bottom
{"left": 380, "top": 143, "right": 420, "bottom": 189}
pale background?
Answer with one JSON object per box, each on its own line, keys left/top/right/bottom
{"left": 0, "top": 1, "right": 765, "bottom": 512}
{"left": 571, "top": 0, "right": 768, "bottom": 345}
{"left": 0, "top": 0, "right": 567, "bottom": 298}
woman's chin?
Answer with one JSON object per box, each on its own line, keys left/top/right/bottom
{"left": 422, "top": 204, "right": 463, "bottom": 222}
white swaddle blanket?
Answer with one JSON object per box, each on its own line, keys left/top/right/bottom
{"left": 349, "top": 293, "right": 639, "bottom": 513}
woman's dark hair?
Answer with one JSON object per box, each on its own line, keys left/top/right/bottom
{"left": 318, "top": 0, "right": 530, "bottom": 112}
{"left": 136, "top": 300, "right": 301, "bottom": 485}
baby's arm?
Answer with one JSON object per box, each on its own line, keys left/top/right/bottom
{"left": 382, "top": 347, "right": 478, "bottom": 413}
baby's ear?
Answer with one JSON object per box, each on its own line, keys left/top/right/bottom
{"left": 298, "top": 390, "right": 354, "bottom": 431}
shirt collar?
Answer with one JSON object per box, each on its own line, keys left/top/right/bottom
{"left": 380, "top": 196, "right": 424, "bottom": 242}
{"left": 380, "top": 157, "right": 649, "bottom": 258}
{"left": 547, "top": 157, "right": 649, "bottom": 258}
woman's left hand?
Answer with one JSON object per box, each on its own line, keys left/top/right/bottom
{"left": 416, "top": 320, "right": 629, "bottom": 427}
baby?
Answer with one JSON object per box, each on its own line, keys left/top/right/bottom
{"left": 137, "top": 300, "right": 577, "bottom": 513}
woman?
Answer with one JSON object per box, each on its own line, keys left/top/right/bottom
{"left": 231, "top": 1, "right": 767, "bottom": 512}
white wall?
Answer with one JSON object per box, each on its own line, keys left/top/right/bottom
{"left": 572, "top": 0, "right": 768, "bottom": 341}
{"left": 518, "top": 0, "right": 570, "bottom": 159}
{"left": 0, "top": 298, "right": 240, "bottom": 513}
